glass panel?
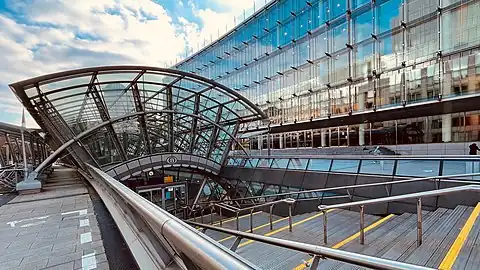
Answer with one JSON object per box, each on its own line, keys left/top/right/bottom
{"left": 257, "top": 158, "right": 273, "bottom": 168}
{"left": 288, "top": 158, "right": 309, "bottom": 170}
{"left": 245, "top": 158, "right": 259, "bottom": 168}
{"left": 271, "top": 158, "right": 289, "bottom": 169}
{"left": 307, "top": 159, "right": 332, "bottom": 171}
{"left": 396, "top": 160, "right": 440, "bottom": 177}
{"left": 442, "top": 160, "right": 480, "bottom": 180}
{"left": 331, "top": 159, "right": 360, "bottom": 173}
{"left": 359, "top": 160, "right": 395, "bottom": 175}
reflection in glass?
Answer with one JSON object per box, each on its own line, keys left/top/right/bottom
{"left": 288, "top": 159, "right": 309, "bottom": 170}
{"left": 307, "top": 159, "right": 332, "bottom": 171}
{"left": 360, "top": 160, "right": 395, "bottom": 175}
{"left": 331, "top": 159, "right": 360, "bottom": 173}
{"left": 396, "top": 160, "right": 440, "bottom": 177}
{"left": 271, "top": 158, "right": 290, "bottom": 169}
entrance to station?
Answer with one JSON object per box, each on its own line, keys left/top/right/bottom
{"left": 137, "top": 182, "right": 187, "bottom": 215}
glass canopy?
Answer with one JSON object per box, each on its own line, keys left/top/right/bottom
{"left": 9, "top": 66, "right": 267, "bottom": 171}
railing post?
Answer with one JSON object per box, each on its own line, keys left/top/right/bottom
{"left": 210, "top": 206, "right": 214, "bottom": 225}
{"left": 310, "top": 255, "right": 321, "bottom": 269}
{"left": 193, "top": 210, "right": 197, "bottom": 223}
{"left": 250, "top": 209, "right": 254, "bottom": 233}
{"left": 230, "top": 236, "right": 243, "bottom": 252}
{"left": 360, "top": 205, "right": 365, "bottom": 245}
{"left": 417, "top": 197, "right": 422, "bottom": 247}
{"left": 269, "top": 204, "right": 274, "bottom": 231}
{"left": 323, "top": 209, "right": 328, "bottom": 245}
{"left": 288, "top": 202, "right": 293, "bottom": 232}
{"left": 219, "top": 206, "right": 223, "bottom": 227}
{"left": 236, "top": 212, "right": 240, "bottom": 230}
{"left": 201, "top": 208, "right": 205, "bottom": 223}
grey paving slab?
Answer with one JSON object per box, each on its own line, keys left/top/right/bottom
{"left": 0, "top": 166, "right": 108, "bottom": 270}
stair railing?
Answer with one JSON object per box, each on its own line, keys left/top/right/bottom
{"left": 318, "top": 185, "right": 480, "bottom": 247}
{"left": 187, "top": 220, "right": 434, "bottom": 270}
{"left": 208, "top": 198, "right": 296, "bottom": 232}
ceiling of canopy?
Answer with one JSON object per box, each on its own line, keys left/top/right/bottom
{"left": 9, "top": 66, "right": 267, "bottom": 171}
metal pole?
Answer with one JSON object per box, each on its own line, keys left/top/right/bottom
{"left": 323, "top": 210, "right": 328, "bottom": 244}
{"left": 250, "top": 209, "right": 254, "bottom": 233}
{"left": 219, "top": 207, "right": 223, "bottom": 227}
{"left": 193, "top": 210, "right": 197, "bottom": 223}
{"left": 269, "top": 204, "right": 274, "bottom": 231}
{"left": 236, "top": 212, "right": 240, "bottom": 230}
{"left": 201, "top": 208, "right": 205, "bottom": 223}
{"left": 210, "top": 206, "right": 214, "bottom": 224}
{"left": 20, "top": 110, "right": 28, "bottom": 179}
{"left": 417, "top": 197, "right": 422, "bottom": 247}
{"left": 288, "top": 203, "right": 293, "bottom": 232}
{"left": 360, "top": 205, "right": 365, "bottom": 245}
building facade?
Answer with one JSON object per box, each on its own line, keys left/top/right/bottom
{"left": 175, "top": 0, "right": 480, "bottom": 150}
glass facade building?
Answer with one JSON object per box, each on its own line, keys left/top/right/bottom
{"left": 175, "top": 0, "right": 480, "bottom": 149}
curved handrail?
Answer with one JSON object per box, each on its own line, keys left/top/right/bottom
{"left": 86, "top": 164, "right": 258, "bottom": 270}
{"left": 186, "top": 221, "right": 433, "bottom": 270}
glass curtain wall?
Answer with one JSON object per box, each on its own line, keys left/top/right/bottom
{"left": 243, "top": 110, "right": 480, "bottom": 150}
{"left": 176, "top": 0, "right": 480, "bottom": 129}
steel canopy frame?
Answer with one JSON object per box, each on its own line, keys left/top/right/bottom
{"left": 9, "top": 66, "right": 267, "bottom": 191}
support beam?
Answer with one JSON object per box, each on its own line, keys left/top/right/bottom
{"left": 89, "top": 79, "right": 127, "bottom": 161}
{"left": 143, "top": 75, "right": 183, "bottom": 106}
{"left": 132, "top": 83, "right": 151, "bottom": 154}
{"left": 206, "top": 106, "right": 223, "bottom": 158}
{"left": 189, "top": 94, "right": 200, "bottom": 153}
{"left": 109, "top": 70, "right": 147, "bottom": 108}
{"left": 166, "top": 87, "right": 174, "bottom": 152}
{"left": 5, "top": 133, "right": 17, "bottom": 164}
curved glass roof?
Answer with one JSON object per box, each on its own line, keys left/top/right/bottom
{"left": 10, "top": 66, "right": 267, "bottom": 170}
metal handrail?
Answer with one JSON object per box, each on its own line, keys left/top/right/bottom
{"left": 230, "top": 154, "right": 480, "bottom": 160}
{"left": 86, "top": 165, "right": 258, "bottom": 270}
{"left": 210, "top": 198, "right": 297, "bottom": 232}
{"left": 186, "top": 221, "right": 433, "bottom": 270}
{"left": 199, "top": 172, "right": 480, "bottom": 203}
{"left": 318, "top": 185, "right": 480, "bottom": 246}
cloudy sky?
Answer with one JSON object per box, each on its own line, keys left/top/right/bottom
{"left": 0, "top": 0, "right": 267, "bottom": 128}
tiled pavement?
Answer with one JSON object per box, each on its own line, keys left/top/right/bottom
{"left": 0, "top": 166, "right": 108, "bottom": 270}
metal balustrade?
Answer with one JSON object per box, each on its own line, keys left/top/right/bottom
{"left": 227, "top": 155, "right": 480, "bottom": 180}
{"left": 318, "top": 185, "right": 480, "bottom": 246}
{"left": 84, "top": 164, "right": 258, "bottom": 270}
{"left": 186, "top": 220, "right": 434, "bottom": 270}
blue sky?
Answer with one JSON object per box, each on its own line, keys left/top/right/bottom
{"left": 0, "top": 0, "right": 265, "bottom": 127}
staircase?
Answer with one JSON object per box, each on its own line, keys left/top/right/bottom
{"left": 190, "top": 204, "right": 480, "bottom": 269}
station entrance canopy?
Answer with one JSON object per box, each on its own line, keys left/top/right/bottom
{"left": 9, "top": 66, "right": 267, "bottom": 187}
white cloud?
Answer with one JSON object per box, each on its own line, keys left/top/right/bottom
{"left": 0, "top": 0, "right": 267, "bottom": 128}
{"left": 182, "top": 0, "right": 267, "bottom": 53}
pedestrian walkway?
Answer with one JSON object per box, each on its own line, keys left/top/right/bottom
{"left": 0, "top": 166, "right": 108, "bottom": 270}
